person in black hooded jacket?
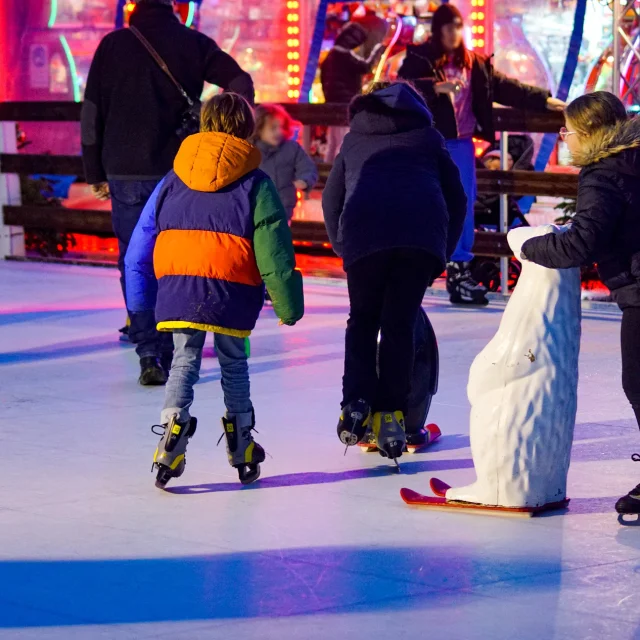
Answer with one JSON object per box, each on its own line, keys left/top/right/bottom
{"left": 519, "top": 91, "right": 640, "bottom": 517}
{"left": 322, "top": 81, "right": 466, "bottom": 462}
{"left": 398, "top": 3, "right": 564, "bottom": 305}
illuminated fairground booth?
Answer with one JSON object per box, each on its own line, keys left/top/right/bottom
{"left": 0, "top": 0, "right": 626, "bottom": 119}
{"left": 0, "top": 0, "right": 635, "bottom": 152}
{"left": 0, "top": 0, "right": 639, "bottom": 263}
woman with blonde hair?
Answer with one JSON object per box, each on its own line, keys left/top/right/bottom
{"left": 519, "top": 91, "right": 640, "bottom": 519}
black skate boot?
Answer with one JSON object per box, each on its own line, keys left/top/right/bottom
{"left": 221, "top": 411, "right": 266, "bottom": 485}
{"left": 152, "top": 415, "right": 198, "bottom": 489}
{"left": 337, "top": 399, "right": 371, "bottom": 451}
{"left": 446, "top": 262, "right": 489, "bottom": 306}
{"left": 616, "top": 454, "right": 640, "bottom": 524}
{"left": 139, "top": 356, "right": 167, "bottom": 386}
{"left": 372, "top": 411, "right": 406, "bottom": 469}
{"left": 406, "top": 427, "right": 430, "bottom": 452}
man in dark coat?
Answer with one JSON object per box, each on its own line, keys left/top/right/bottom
{"left": 81, "top": 0, "right": 254, "bottom": 385}
{"left": 323, "top": 82, "right": 466, "bottom": 459}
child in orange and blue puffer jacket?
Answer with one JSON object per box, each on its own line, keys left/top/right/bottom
{"left": 125, "top": 93, "right": 304, "bottom": 488}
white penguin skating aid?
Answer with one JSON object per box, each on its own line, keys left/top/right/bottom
{"left": 401, "top": 225, "right": 582, "bottom": 516}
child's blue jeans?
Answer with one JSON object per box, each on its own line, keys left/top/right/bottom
{"left": 161, "top": 329, "right": 252, "bottom": 424}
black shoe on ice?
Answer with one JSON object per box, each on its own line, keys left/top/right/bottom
{"left": 139, "top": 356, "right": 167, "bottom": 386}
{"left": 446, "top": 261, "right": 489, "bottom": 306}
{"left": 616, "top": 454, "right": 640, "bottom": 524}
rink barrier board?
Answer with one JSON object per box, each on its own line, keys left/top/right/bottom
{"left": 0, "top": 102, "right": 570, "bottom": 260}
{"left": 2, "top": 204, "right": 515, "bottom": 258}
{"left": 0, "top": 153, "right": 580, "bottom": 201}
{"left": 0, "top": 102, "right": 566, "bottom": 132}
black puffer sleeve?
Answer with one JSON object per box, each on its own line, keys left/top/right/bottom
{"left": 523, "top": 170, "right": 624, "bottom": 268}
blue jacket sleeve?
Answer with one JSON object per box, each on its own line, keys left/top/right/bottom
{"left": 124, "top": 179, "right": 164, "bottom": 312}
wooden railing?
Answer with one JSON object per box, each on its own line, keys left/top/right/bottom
{"left": 0, "top": 101, "right": 574, "bottom": 261}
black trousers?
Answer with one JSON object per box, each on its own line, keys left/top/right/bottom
{"left": 621, "top": 307, "right": 640, "bottom": 427}
{"left": 343, "top": 248, "right": 439, "bottom": 414}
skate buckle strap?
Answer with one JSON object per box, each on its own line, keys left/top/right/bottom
{"left": 217, "top": 419, "right": 259, "bottom": 447}
{"left": 151, "top": 424, "right": 166, "bottom": 436}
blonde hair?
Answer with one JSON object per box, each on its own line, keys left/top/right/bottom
{"left": 200, "top": 93, "right": 255, "bottom": 139}
{"left": 565, "top": 91, "right": 627, "bottom": 136}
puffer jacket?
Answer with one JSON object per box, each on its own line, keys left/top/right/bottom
{"left": 125, "top": 132, "right": 304, "bottom": 336}
{"left": 322, "top": 83, "right": 467, "bottom": 270}
{"left": 255, "top": 139, "right": 318, "bottom": 218}
{"left": 523, "top": 117, "right": 640, "bottom": 309}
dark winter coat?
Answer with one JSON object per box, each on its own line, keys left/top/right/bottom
{"left": 398, "top": 40, "right": 550, "bottom": 142}
{"left": 322, "top": 83, "right": 467, "bottom": 270}
{"left": 81, "top": 2, "right": 254, "bottom": 184}
{"left": 125, "top": 132, "right": 304, "bottom": 335}
{"left": 255, "top": 139, "right": 319, "bottom": 218}
{"left": 321, "top": 23, "right": 383, "bottom": 104}
{"left": 523, "top": 117, "right": 640, "bottom": 310}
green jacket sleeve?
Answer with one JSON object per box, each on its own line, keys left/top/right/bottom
{"left": 252, "top": 176, "right": 304, "bottom": 325}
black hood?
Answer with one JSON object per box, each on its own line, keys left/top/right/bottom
{"left": 334, "top": 23, "right": 368, "bottom": 50}
{"left": 349, "top": 83, "right": 433, "bottom": 135}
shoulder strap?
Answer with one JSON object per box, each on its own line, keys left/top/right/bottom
{"left": 129, "top": 26, "right": 194, "bottom": 106}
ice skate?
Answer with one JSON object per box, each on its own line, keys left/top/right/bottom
{"left": 221, "top": 410, "right": 265, "bottom": 485}
{"left": 358, "top": 429, "right": 378, "bottom": 453}
{"left": 337, "top": 399, "right": 371, "bottom": 451}
{"left": 372, "top": 411, "right": 406, "bottom": 467}
{"left": 446, "top": 261, "right": 489, "bottom": 306}
{"left": 616, "top": 454, "right": 640, "bottom": 525}
{"left": 405, "top": 424, "right": 442, "bottom": 454}
{"left": 358, "top": 424, "right": 441, "bottom": 454}
{"left": 152, "top": 415, "right": 198, "bottom": 489}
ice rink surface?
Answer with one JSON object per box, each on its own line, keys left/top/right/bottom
{"left": 1, "top": 260, "right": 639, "bottom": 640}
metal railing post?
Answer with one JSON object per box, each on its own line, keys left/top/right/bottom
{"left": 0, "top": 120, "right": 25, "bottom": 258}
{"left": 499, "top": 130, "right": 509, "bottom": 297}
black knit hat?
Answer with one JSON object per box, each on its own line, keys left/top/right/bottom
{"left": 431, "top": 4, "right": 464, "bottom": 40}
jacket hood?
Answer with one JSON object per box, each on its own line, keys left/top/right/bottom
{"left": 572, "top": 116, "right": 640, "bottom": 168}
{"left": 174, "top": 132, "right": 261, "bottom": 192}
{"left": 335, "top": 23, "right": 368, "bottom": 50}
{"left": 349, "top": 83, "right": 433, "bottom": 134}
